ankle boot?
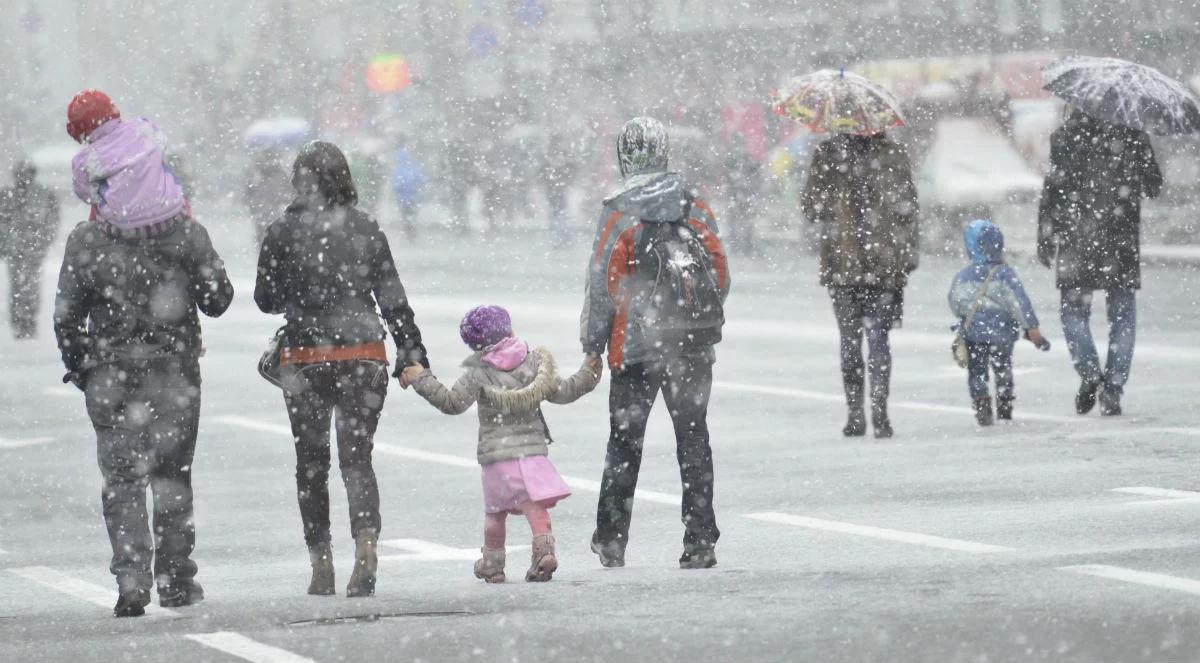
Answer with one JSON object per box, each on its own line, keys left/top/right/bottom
{"left": 474, "top": 547, "right": 506, "bottom": 583}
{"left": 526, "top": 534, "right": 558, "bottom": 582}
{"left": 346, "top": 529, "right": 377, "bottom": 597}
{"left": 307, "top": 542, "right": 335, "bottom": 596}
{"left": 843, "top": 407, "right": 867, "bottom": 437}
{"left": 871, "top": 401, "right": 893, "bottom": 439}
{"left": 996, "top": 397, "right": 1014, "bottom": 421}
{"left": 973, "top": 397, "right": 994, "bottom": 426}
{"left": 842, "top": 373, "right": 866, "bottom": 437}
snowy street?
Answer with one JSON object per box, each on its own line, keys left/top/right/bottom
{"left": 3, "top": 227, "right": 1200, "bottom": 663}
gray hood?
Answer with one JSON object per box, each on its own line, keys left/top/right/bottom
{"left": 604, "top": 171, "right": 691, "bottom": 223}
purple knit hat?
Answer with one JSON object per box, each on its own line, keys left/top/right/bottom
{"left": 460, "top": 305, "right": 513, "bottom": 350}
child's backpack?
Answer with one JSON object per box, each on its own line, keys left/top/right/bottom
{"left": 629, "top": 215, "right": 725, "bottom": 351}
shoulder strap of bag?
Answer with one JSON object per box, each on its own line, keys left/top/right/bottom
{"left": 963, "top": 265, "right": 1001, "bottom": 333}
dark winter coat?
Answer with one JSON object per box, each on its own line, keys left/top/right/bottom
{"left": 1037, "top": 112, "right": 1162, "bottom": 290}
{"left": 802, "top": 134, "right": 920, "bottom": 290}
{"left": 254, "top": 199, "right": 428, "bottom": 368}
{"left": 53, "top": 218, "right": 233, "bottom": 377}
{"left": 0, "top": 180, "right": 60, "bottom": 261}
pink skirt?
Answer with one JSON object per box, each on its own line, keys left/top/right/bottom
{"left": 480, "top": 455, "right": 572, "bottom": 514}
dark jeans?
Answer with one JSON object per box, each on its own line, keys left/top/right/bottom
{"left": 282, "top": 360, "right": 387, "bottom": 547}
{"left": 1060, "top": 288, "right": 1136, "bottom": 393}
{"left": 595, "top": 356, "right": 720, "bottom": 554}
{"left": 7, "top": 255, "right": 44, "bottom": 338}
{"left": 966, "top": 342, "right": 1014, "bottom": 400}
{"left": 830, "top": 287, "right": 900, "bottom": 410}
{"left": 85, "top": 356, "right": 201, "bottom": 593}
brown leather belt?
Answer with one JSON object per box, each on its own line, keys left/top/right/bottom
{"left": 280, "top": 341, "right": 388, "bottom": 366}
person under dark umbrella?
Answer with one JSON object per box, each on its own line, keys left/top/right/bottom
{"left": 802, "top": 131, "right": 920, "bottom": 438}
{"left": 1037, "top": 109, "right": 1162, "bottom": 416}
{"left": 0, "top": 160, "right": 60, "bottom": 338}
{"left": 255, "top": 140, "right": 429, "bottom": 598}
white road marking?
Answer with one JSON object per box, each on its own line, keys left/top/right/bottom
{"left": 717, "top": 381, "right": 1200, "bottom": 436}
{"left": 43, "top": 386, "right": 77, "bottom": 398}
{"left": 378, "top": 538, "right": 528, "bottom": 562}
{"left": 1111, "top": 487, "right": 1200, "bottom": 506}
{"left": 184, "top": 632, "right": 317, "bottom": 663}
{"left": 745, "top": 512, "right": 1013, "bottom": 553}
{"left": 7, "top": 566, "right": 179, "bottom": 618}
{"left": 1060, "top": 564, "right": 1200, "bottom": 597}
{"left": 215, "top": 415, "right": 683, "bottom": 507}
{"left": 0, "top": 436, "right": 55, "bottom": 450}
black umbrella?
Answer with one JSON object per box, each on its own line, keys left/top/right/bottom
{"left": 1043, "top": 56, "right": 1200, "bottom": 135}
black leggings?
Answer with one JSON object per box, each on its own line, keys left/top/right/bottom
{"left": 283, "top": 360, "right": 388, "bottom": 547}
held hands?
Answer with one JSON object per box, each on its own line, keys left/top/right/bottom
{"left": 583, "top": 353, "right": 604, "bottom": 378}
{"left": 399, "top": 364, "right": 425, "bottom": 390}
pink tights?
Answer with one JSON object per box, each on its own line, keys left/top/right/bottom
{"left": 483, "top": 501, "right": 552, "bottom": 550}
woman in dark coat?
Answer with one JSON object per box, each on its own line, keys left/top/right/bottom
{"left": 255, "top": 141, "right": 429, "bottom": 598}
{"left": 1037, "top": 109, "right": 1162, "bottom": 416}
{"left": 802, "top": 132, "right": 920, "bottom": 438}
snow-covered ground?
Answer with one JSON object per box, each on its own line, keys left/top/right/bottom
{"left": 2, "top": 217, "right": 1200, "bottom": 662}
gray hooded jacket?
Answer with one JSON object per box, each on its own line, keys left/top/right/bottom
{"left": 412, "top": 347, "right": 600, "bottom": 465}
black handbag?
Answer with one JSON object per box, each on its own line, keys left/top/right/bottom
{"left": 258, "top": 327, "right": 287, "bottom": 388}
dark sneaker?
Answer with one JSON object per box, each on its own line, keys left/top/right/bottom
{"left": 679, "top": 549, "right": 717, "bottom": 570}
{"left": 113, "top": 589, "right": 151, "bottom": 618}
{"left": 1099, "top": 388, "right": 1122, "bottom": 416}
{"left": 843, "top": 408, "right": 867, "bottom": 437}
{"left": 973, "top": 397, "right": 994, "bottom": 426}
{"left": 1076, "top": 380, "right": 1101, "bottom": 415}
{"left": 158, "top": 580, "right": 204, "bottom": 608}
{"left": 590, "top": 532, "right": 625, "bottom": 568}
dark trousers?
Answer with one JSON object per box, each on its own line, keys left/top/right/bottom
{"left": 595, "top": 356, "right": 720, "bottom": 554}
{"left": 282, "top": 360, "right": 387, "bottom": 547}
{"left": 830, "top": 287, "right": 900, "bottom": 411}
{"left": 7, "top": 255, "right": 44, "bottom": 338}
{"left": 1061, "top": 288, "right": 1136, "bottom": 393}
{"left": 966, "top": 342, "right": 1014, "bottom": 400}
{"left": 85, "top": 356, "right": 201, "bottom": 593}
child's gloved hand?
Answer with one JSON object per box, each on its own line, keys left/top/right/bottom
{"left": 1025, "top": 327, "right": 1051, "bottom": 351}
{"left": 399, "top": 364, "right": 425, "bottom": 390}
{"left": 584, "top": 353, "right": 604, "bottom": 377}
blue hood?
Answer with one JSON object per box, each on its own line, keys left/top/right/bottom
{"left": 964, "top": 219, "right": 1005, "bottom": 264}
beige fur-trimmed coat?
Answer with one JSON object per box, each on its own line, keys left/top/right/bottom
{"left": 411, "top": 346, "right": 601, "bottom": 465}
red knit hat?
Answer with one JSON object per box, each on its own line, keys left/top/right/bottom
{"left": 66, "top": 90, "right": 120, "bottom": 143}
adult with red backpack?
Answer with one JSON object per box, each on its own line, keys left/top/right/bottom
{"left": 581, "top": 117, "right": 730, "bottom": 570}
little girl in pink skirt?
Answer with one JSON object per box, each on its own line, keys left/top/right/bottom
{"left": 405, "top": 305, "right": 601, "bottom": 582}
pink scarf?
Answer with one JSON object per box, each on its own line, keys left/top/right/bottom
{"left": 481, "top": 337, "right": 529, "bottom": 371}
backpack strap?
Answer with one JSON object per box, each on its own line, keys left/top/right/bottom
{"left": 963, "top": 265, "right": 1001, "bottom": 333}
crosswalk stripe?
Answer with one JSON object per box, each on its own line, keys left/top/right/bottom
{"left": 745, "top": 512, "right": 1013, "bottom": 553}
{"left": 7, "top": 566, "right": 179, "bottom": 618}
{"left": 1060, "top": 564, "right": 1200, "bottom": 597}
{"left": 185, "top": 632, "right": 317, "bottom": 663}
{"left": 214, "top": 415, "right": 683, "bottom": 507}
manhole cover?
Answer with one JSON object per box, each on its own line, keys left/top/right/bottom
{"left": 289, "top": 611, "right": 477, "bottom": 626}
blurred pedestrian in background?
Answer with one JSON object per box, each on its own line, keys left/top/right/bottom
{"left": 0, "top": 160, "right": 60, "bottom": 339}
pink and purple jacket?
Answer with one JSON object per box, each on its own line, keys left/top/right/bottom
{"left": 71, "top": 118, "right": 187, "bottom": 229}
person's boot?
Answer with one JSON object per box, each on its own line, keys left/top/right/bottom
{"left": 1099, "top": 387, "right": 1122, "bottom": 416}
{"left": 842, "top": 374, "right": 867, "bottom": 437}
{"left": 679, "top": 547, "right": 718, "bottom": 569}
{"left": 996, "top": 397, "right": 1014, "bottom": 421}
{"left": 474, "top": 547, "right": 506, "bottom": 584}
{"left": 526, "top": 534, "right": 558, "bottom": 582}
{"left": 158, "top": 580, "right": 204, "bottom": 608}
{"left": 1075, "top": 379, "right": 1102, "bottom": 415}
{"left": 590, "top": 530, "right": 625, "bottom": 568}
{"left": 346, "top": 529, "right": 377, "bottom": 598}
{"left": 307, "top": 542, "right": 335, "bottom": 596}
{"left": 871, "top": 402, "right": 893, "bottom": 439}
{"left": 973, "top": 397, "right": 994, "bottom": 426}
{"left": 113, "top": 589, "right": 151, "bottom": 617}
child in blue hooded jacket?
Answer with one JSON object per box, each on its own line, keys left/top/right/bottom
{"left": 949, "top": 220, "right": 1048, "bottom": 425}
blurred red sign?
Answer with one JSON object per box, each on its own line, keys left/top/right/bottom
{"left": 367, "top": 54, "right": 411, "bottom": 93}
